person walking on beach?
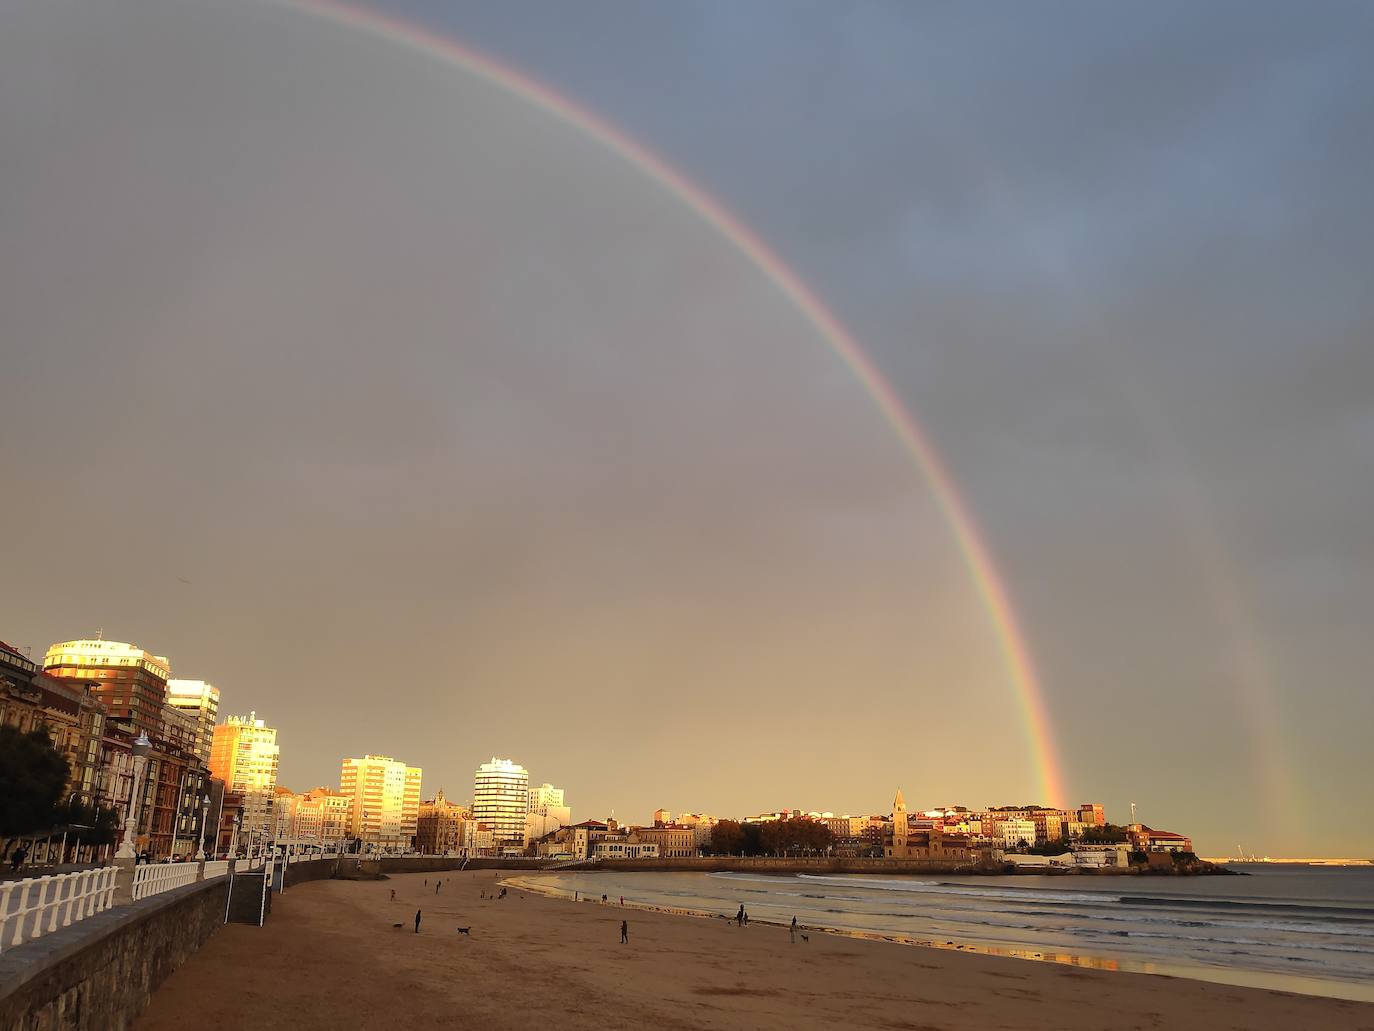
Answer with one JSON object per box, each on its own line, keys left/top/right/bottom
{"left": 736, "top": 904, "right": 745, "bottom": 927}
{"left": 619, "top": 896, "right": 624, "bottom": 906}
{"left": 414, "top": 909, "right": 422, "bottom": 933}
{"left": 620, "top": 920, "right": 629, "bottom": 944}
{"left": 390, "top": 889, "right": 395, "bottom": 901}
{"left": 790, "top": 916, "right": 797, "bottom": 943}
{"left": 436, "top": 880, "right": 441, "bottom": 895}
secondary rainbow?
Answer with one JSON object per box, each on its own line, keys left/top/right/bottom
{"left": 289, "top": 0, "right": 1067, "bottom": 807}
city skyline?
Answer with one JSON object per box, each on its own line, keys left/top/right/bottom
{"left": 2, "top": 0, "right": 1371, "bottom": 860}
{"left": 0, "top": 625, "right": 1358, "bottom": 858}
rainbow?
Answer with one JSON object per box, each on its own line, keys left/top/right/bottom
{"left": 286, "top": 0, "right": 1067, "bottom": 807}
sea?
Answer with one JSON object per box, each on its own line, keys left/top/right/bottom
{"left": 512, "top": 864, "right": 1374, "bottom": 1001}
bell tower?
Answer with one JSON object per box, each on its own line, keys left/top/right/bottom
{"left": 892, "top": 787, "right": 908, "bottom": 857}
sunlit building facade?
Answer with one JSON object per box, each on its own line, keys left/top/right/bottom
{"left": 166, "top": 679, "right": 220, "bottom": 764}
{"left": 473, "top": 757, "right": 529, "bottom": 848}
{"left": 44, "top": 637, "right": 171, "bottom": 739}
{"left": 416, "top": 789, "right": 470, "bottom": 854}
{"left": 209, "top": 712, "right": 280, "bottom": 845}
{"left": 292, "top": 786, "right": 353, "bottom": 845}
{"left": 339, "top": 755, "right": 422, "bottom": 850}
{"left": 526, "top": 781, "right": 571, "bottom": 843}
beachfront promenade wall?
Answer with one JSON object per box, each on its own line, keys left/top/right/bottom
{"left": 0, "top": 877, "right": 228, "bottom": 1031}
{"left": 591, "top": 856, "right": 980, "bottom": 874}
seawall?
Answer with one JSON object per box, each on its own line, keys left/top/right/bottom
{"left": 0, "top": 878, "right": 228, "bottom": 1031}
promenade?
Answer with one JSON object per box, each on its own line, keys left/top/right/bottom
{"left": 136, "top": 871, "right": 1372, "bottom": 1031}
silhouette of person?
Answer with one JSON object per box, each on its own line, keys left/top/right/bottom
{"left": 790, "top": 916, "right": 797, "bottom": 943}
{"left": 414, "top": 909, "right": 422, "bottom": 933}
{"left": 736, "top": 905, "right": 745, "bottom": 927}
{"left": 620, "top": 920, "right": 629, "bottom": 944}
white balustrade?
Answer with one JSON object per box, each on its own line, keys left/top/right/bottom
{"left": 131, "top": 861, "right": 199, "bottom": 900}
{"left": 0, "top": 867, "right": 119, "bottom": 954}
{"left": 201, "top": 860, "right": 230, "bottom": 879}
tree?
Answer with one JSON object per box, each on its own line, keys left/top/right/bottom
{"left": 759, "top": 817, "right": 834, "bottom": 856}
{"left": 0, "top": 725, "right": 70, "bottom": 848}
{"left": 48, "top": 796, "right": 121, "bottom": 857}
{"left": 710, "top": 820, "right": 744, "bottom": 856}
{"left": 740, "top": 822, "right": 764, "bottom": 856}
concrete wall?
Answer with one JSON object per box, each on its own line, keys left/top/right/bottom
{"left": 282, "top": 857, "right": 340, "bottom": 888}
{"left": 225, "top": 873, "right": 271, "bottom": 924}
{"left": 0, "top": 878, "right": 228, "bottom": 1031}
{"left": 589, "top": 856, "right": 980, "bottom": 875}
{"left": 375, "top": 857, "right": 555, "bottom": 874}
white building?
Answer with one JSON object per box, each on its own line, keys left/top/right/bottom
{"left": 993, "top": 819, "right": 1036, "bottom": 850}
{"left": 473, "top": 757, "right": 530, "bottom": 847}
{"left": 165, "top": 679, "right": 221, "bottom": 765}
{"left": 526, "top": 782, "right": 571, "bottom": 843}
{"left": 593, "top": 836, "right": 660, "bottom": 860}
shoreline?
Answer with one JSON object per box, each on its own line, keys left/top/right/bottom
{"left": 570, "top": 856, "right": 1237, "bottom": 877}
{"left": 135, "top": 870, "right": 1374, "bottom": 1031}
{"left": 505, "top": 872, "right": 1374, "bottom": 1004}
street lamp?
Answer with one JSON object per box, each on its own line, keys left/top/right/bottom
{"left": 196, "top": 794, "right": 211, "bottom": 860}
{"left": 59, "top": 790, "right": 90, "bottom": 866}
{"left": 115, "top": 733, "right": 152, "bottom": 860}
{"left": 229, "top": 813, "right": 241, "bottom": 859}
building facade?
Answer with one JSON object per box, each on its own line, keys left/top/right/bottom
{"left": 165, "top": 679, "right": 220, "bottom": 765}
{"left": 525, "top": 782, "right": 571, "bottom": 843}
{"left": 292, "top": 786, "right": 354, "bottom": 845}
{"left": 2, "top": 642, "right": 107, "bottom": 801}
{"left": 340, "top": 755, "right": 422, "bottom": 850}
{"left": 416, "top": 789, "right": 470, "bottom": 854}
{"left": 632, "top": 824, "right": 696, "bottom": 857}
{"left": 43, "top": 638, "right": 171, "bottom": 739}
{"left": 473, "top": 757, "right": 529, "bottom": 848}
{"left": 210, "top": 712, "right": 280, "bottom": 846}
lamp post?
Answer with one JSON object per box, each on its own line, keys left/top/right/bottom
{"left": 59, "top": 790, "right": 89, "bottom": 866}
{"left": 229, "top": 813, "right": 240, "bottom": 859}
{"left": 115, "top": 733, "right": 152, "bottom": 860}
{"left": 169, "top": 769, "right": 187, "bottom": 861}
{"left": 196, "top": 794, "right": 211, "bottom": 860}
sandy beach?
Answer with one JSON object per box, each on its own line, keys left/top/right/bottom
{"left": 133, "top": 871, "right": 1374, "bottom": 1030}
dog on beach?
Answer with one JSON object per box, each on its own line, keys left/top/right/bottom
{"left": 455, "top": 927, "right": 471, "bottom": 935}
{"left": 800, "top": 934, "right": 809, "bottom": 942}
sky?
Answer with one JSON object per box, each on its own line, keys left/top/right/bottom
{"left": 1, "top": 0, "right": 1371, "bottom": 857}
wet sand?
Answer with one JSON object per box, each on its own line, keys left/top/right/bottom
{"left": 136, "top": 871, "right": 1374, "bottom": 1030}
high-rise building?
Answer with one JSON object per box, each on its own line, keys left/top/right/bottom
{"left": 44, "top": 637, "right": 171, "bottom": 738}
{"left": 339, "top": 755, "right": 422, "bottom": 850}
{"left": 526, "top": 782, "right": 571, "bottom": 843}
{"left": 165, "top": 679, "right": 220, "bottom": 764}
{"left": 473, "top": 757, "right": 529, "bottom": 847}
{"left": 209, "top": 712, "right": 280, "bottom": 844}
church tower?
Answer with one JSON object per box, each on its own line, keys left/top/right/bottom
{"left": 891, "top": 787, "right": 908, "bottom": 857}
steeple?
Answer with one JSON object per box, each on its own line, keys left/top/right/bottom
{"left": 892, "top": 787, "right": 909, "bottom": 855}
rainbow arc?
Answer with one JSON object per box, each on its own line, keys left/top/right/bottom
{"left": 289, "top": 0, "right": 1068, "bottom": 807}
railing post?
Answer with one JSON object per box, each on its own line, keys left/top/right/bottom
{"left": 112, "top": 857, "right": 137, "bottom": 906}
{"left": 197, "top": 859, "right": 207, "bottom": 882}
